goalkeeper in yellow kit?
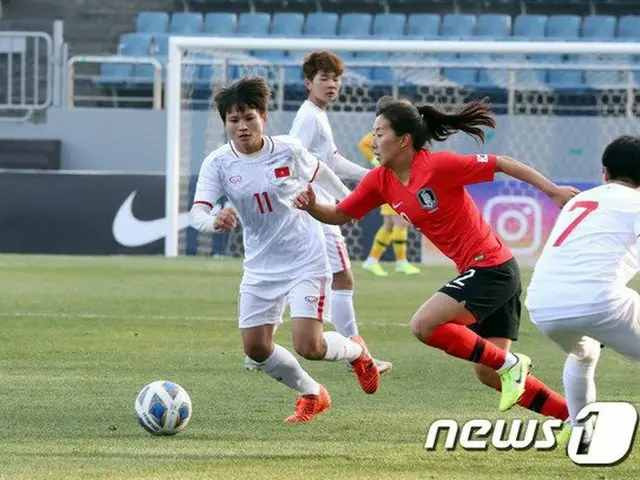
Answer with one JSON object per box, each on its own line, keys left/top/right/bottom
{"left": 358, "top": 132, "right": 421, "bottom": 276}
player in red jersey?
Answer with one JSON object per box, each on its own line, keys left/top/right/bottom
{"left": 294, "top": 96, "right": 579, "bottom": 415}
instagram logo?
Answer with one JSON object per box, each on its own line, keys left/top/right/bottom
{"left": 483, "top": 196, "right": 543, "bottom": 256}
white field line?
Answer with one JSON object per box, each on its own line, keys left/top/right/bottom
{"left": 3, "top": 311, "right": 408, "bottom": 327}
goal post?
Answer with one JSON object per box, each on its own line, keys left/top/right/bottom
{"left": 165, "top": 36, "right": 640, "bottom": 260}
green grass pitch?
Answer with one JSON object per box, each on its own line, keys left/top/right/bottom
{"left": 0, "top": 254, "right": 638, "bottom": 479}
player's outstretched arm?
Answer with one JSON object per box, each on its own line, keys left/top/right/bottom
{"left": 314, "top": 161, "right": 351, "bottom": 200}
{"left": 496, "top": 155, "right": 580, "bottom": 208}
{"left": 293, "top": 185, "right": 353, "bottom": 225}
{"left": 333, "top": 152, "right": 369, "bottom": 182}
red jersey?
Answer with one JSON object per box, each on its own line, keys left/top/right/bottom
{"left": 338, "top": 149, "right": 513, "bottom": 273}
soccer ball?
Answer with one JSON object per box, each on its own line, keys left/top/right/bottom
{"left": 135, "top": 380, "right": 192, "bottom": 436}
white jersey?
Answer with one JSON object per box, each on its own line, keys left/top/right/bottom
{"left": 290, "top": 100, "right": 341, "bottom": 236}
{"left": 526, "top": 183, "right": 640, "bottom": 321}
{"left": 193, "top": 135, "right": 330, "bottom": 285}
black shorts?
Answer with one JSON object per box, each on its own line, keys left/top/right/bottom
{"left": 438, "top": 258, "right": 522, "bottom": 341}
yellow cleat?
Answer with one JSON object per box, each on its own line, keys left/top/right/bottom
{"left": 363, "top": 261, "right": 389, "bottom": 277}
{"left": 396, "top": 262, "right": 421, "bottom": 275}
{"left": 498, "top": 353, "right": 532, "bottom": 412}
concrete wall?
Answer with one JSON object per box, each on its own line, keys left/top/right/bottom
{"left": 1, "top": 107, "right": 638, "bottom": 181}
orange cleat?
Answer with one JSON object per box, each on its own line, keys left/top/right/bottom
{"left": 283, "top": 385, "right": 331, "bottom": 423}
{"left": 349, "top": 335, "right": 380, "bottom": 394}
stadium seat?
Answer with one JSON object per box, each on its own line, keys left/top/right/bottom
{"left": 516, "top": 54, "right": 547, "bottom": 87}
{"left": 304, "top": 13, "right": 338, "bottom": 37}
{"left": 236, "top": 13, "right": 271, "bottom": 37}
{"left": 475, "top": 14, "right": 511, "bottom": 39}
{"left": 581, "top": 55, "right": 627, "bottom": 87}
{"left": 476, "top": 54, "right": 510, "bottom": 88}
{"left": 271, "top": 13, "right": 304, "bottom": 37}
{"left": 513, "top": 15, "right": 547, "bottom": 40}
{"left": 390, "top": 53, "right": 439, "bottom": 85}
{"left": 440, "top": 14, "right": 475, "bottom": 38}
{"left": 338, "top": 13, "right": 373, "bottom": 38}
{"left": 440, "top": 53, "right": 478, "bottom": 86}
{"left": 547, "top": 62, "right": 585, "bottom": 90}
{"left": 617, "top": 15, "right": 640, "bottom": 40}
{"left": 546, "top": 15, "right": 581, "bottom": 40}
{"left": 133, "top": 35, "right": 168, "bottom": 84}
{"left": 136, "top": 12, "right": 169, "bottom": 34}
{"left": 406, "top": 14, "right": 440, "bottom": 38}
{"left": 170, "top": 13, "right": 203, "bottom": 35}
{"left": 118, "top": 33, "right": 152, "bottom": 56}
{"left": 204, "top": 13, "right": 235, "bottom": 36}
{"left": 581, "top": 15, "right": 616, "bottom": 40}
{"left": 354, "top": 52, "right": 390, "bottom": 84}
{"left": 372, "top": 14, "right": 406, "bottom": 37}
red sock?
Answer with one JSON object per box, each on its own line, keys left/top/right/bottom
{"left": 519, "top": 376, "right": 569, "bottom": 420}
{"left": 425, "top": 323, "right": 506, "bottom": 370}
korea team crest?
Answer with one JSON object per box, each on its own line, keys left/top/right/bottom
{"left": 417, "top": 188, "right": 438, "bottom": 211}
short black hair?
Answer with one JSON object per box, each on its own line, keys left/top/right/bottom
{"left": 214, "top": 76, "right": 270, "bottom": 123}
{"left": 602, "top": 135, "right": 640, "bottom": 186}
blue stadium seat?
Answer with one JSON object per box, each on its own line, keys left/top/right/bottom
{"left": 516, "top": 54, "right": 547, "bottom": 86}
{"left": 354, "top": 52, "right": 391, "bottom": 84}
{"left": 513, "top": 15, "right": 547, "bottom": 39}
{"left": 582, "top": 15, "right": 616, "bottom": 40}
{"left": 476, "top": 54, "right": 509, "bottom": 88}
{"left": 476, "top": 14, "right": 511, "bottom": 39}
{"left": 618, "top": 15, "right": 640, "bottom": 40}
{"left": 406, "top": 14, "right": 440, "bottom": 38}
{"left": 581, "top": 55, "right": 627, "bottom": 87}
{"left": 285, "top": 50, "right": 307, "bottom": 84}
{"left": 136, "top": 12, "right": 169, "bottom": 34}
{"left": 440, "top": 53, "right": 478, "bottom": 86}
{"left": 237, "top": 13, "right": 271, "bottom": 36}
{"left": 372, "top": 14, "right": 406, "bottom": 37}
{"left": 440, "top": 14, "right": 475, "bottom": 38}
{"left": 119, "top": 33, "right": 152, "bottom": 56}
{"left": 339, "top": 13, "right": 372, "bottom": 37}
{"left": 170, "top": 13, "right": 203, "bottom": 35}
{"left": 546, "top": 15, "right": 581, "bottom": 40}
{"left": 204, "top": 13, "right": 235, "bottom": 36}
{"left": 133, "top": 35, "right": 168, "bottom": 84}
{"left": 390, "top": 53, "right": 439, "bottom": 85}
{"left": 304, "top": 13, "right": 338, "bottom": 37}
{"left": 271, "top": 13, "right": 304, "bottom": 37}
{"left": 547, "top": 58, "right": 585, "bottom": 90}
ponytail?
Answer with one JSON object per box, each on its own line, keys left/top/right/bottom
{"left": 415, "top": 98, "right": 496, "bottom": 147}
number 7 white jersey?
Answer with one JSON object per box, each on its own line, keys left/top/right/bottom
{"left": 193, "top": 135, "right": 330, "bottom": 284}
{"left": 526, "top": 183, "right": 640, "bottom": 321}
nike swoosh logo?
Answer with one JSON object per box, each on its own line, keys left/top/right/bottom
{"left": 392, "top": 202, "right": 403, "bottom": 209}
{"left": 113, "top": 191, "right": 190, "bottom": 247}
{"left": 512, "top": 359, "right": 523, "bottom": 384}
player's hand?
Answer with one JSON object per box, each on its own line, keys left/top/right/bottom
{"left": 213, "top": 207, "right": 237, "bottom": 232}
{"left": 293, "top": 185, "right": 316, "bottom": 211}
{"left": 550, "top": 185, "right": 580, "bottom": 208}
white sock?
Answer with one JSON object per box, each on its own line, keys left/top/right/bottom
{"left": 322, "top": 331, "right": 363, "bottom": 362}
{"left": 365, "top": 257, "right": 378, "bottom": 264}
{"left": 396, "top": 259, "right": 408, "bottom": 266}
{"left": 249, "top": 344, "right": 320, "bottom": 396}
{"left": 563, "top": 350, "right": 600, "bottom": 434}
{"left": 496, "top": 352, "right": 518, "bottom": 374}
{"left": 331, "top": 289, "right": 359, "bottom": 337}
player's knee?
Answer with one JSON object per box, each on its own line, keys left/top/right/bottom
{"left": 243, "top": 343, "right": 272, "bottom": 363}
{"left": 332, "top": 270, "right": 354, "bottom": 290}
{"left": 409, "top": 315, "right": 433, "bottom": 342}
{"left": 292, "top": 336, "right": 325, "bottom": 360}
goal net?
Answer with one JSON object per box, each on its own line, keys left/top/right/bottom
{"left": 166, "top": 37, "right": 640, "bottom": 266}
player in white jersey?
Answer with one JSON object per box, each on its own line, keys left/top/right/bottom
{"left": 526, "top": 135, "right": 640, "bottom": 448}
{"left": 289, "top": 51, "right": 393, "bottom": 374}
{"left": 189, "top": 77, "right": 381, "bottom": 423}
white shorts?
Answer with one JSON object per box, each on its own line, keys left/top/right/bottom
{"left": 532, "top": 288, "right": 640, "bottom": 361}
{"left": 238, "top": 275, "right": 332, "bottom": 329}
{"left": 325, "top": 230, "right": 351, "bottom": 274}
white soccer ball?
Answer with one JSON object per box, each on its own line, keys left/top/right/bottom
{"left": 135, "top": 380, "right": 192, "bottom": 436}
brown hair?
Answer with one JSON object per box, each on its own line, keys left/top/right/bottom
{"left": 376, "top": 96, "right": 496, "bottom": 149}
{"left": 214, "top": 76, "right": 270, "bottom": 123}
{"left": 302, "top": 50, "right": 345, "bottom": 80}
